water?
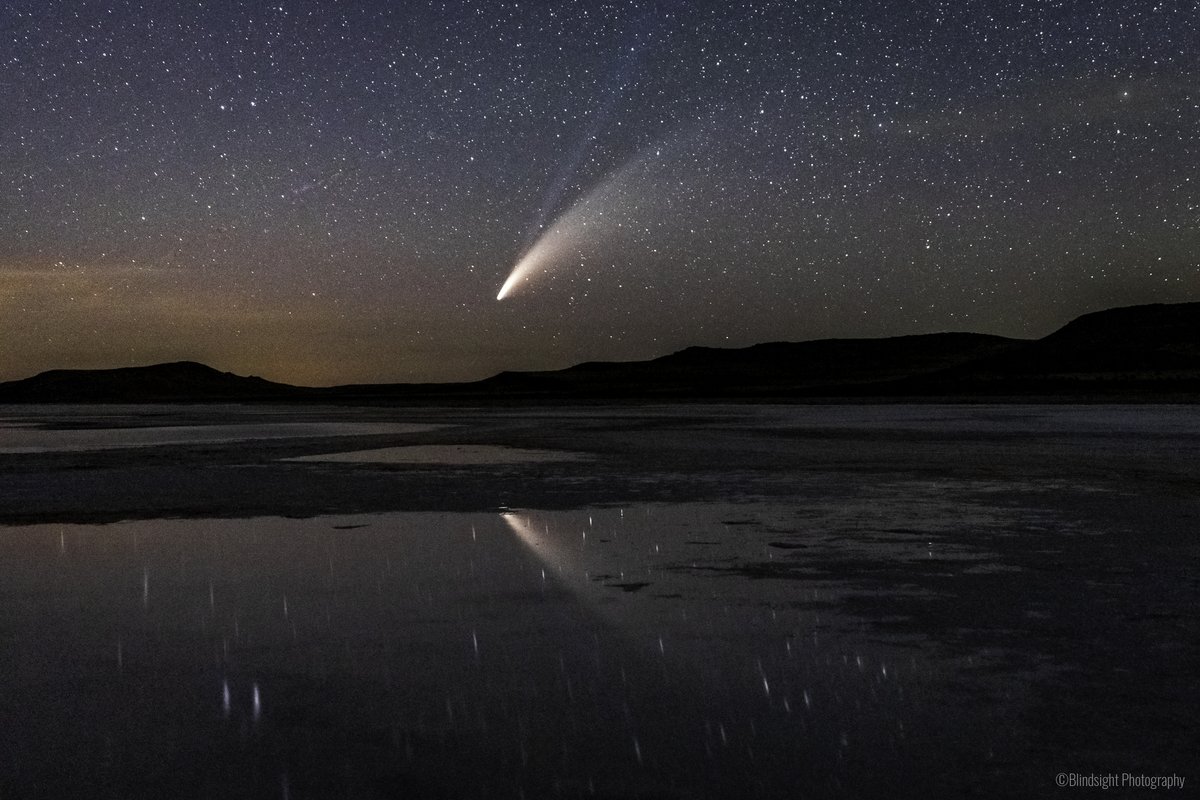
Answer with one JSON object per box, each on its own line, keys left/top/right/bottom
{"left": 0, "top": 404, "right": 1196, "bottom": 797}
{"left": 0, "top": 507, "right": 993, "bottom": 798}
{"left": 285, "top": 445, "right": 585, "bottom": 465}
{"left": 0, "top": 419, "right": 437, "bottom": 454}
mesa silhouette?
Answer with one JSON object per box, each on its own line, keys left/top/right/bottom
{"left": 1, "top": 302, "right": 1197, "bottom": 403}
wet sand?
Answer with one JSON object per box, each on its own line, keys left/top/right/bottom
{"left": 0, "top": 404, "right": 1196, "bottom": 798}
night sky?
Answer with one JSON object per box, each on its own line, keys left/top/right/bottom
{"left": 2, "top": 1, "right": 1196, "bottom": 385}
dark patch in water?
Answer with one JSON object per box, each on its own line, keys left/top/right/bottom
{"left": 608, "top": 582, "right": 651, "bottom": 593}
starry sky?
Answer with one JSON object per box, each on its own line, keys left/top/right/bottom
{"left": 2, "top": 0, "right": 1196, "bottom": 385}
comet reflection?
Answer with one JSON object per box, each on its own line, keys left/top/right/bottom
{"left": 500, "top": 510, "right": 586, "bottom": 581}
{"left": 498, "top": 510, "right": 670, "bottom": 651}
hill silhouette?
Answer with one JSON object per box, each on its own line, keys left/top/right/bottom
{"left": 1, "top": 302, "right": 1197, "bottom": 402}
{"left": 473, "top": 332, "right": 1021, "bottom": 398}
{"left": 0, "top": 361, "right": 301, "bottom": 403}
{"left": 907, "top": 302, "right": 1200, "bottom": 394}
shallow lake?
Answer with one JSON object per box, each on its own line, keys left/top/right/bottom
{"left": 0, "top": 404, "right": 1195, "bottom": 798}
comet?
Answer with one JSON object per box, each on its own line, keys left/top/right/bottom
{"left": 495, "top": 148, "right": 658, "bottom": 300}
{"left": 496, "top": 173, "right": 616, "bottom": 300}
{"left": 495, "top": 212, "right": 590, "bottom": 301}
{"left": 498, "top": 38, "right": 652, "bottom": 302}
{"left": 496, "top": 233, "right": 557, "bottom": 301}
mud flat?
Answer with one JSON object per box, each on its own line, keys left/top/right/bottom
{"left": 0, "top": 404, "right": 1196, "bottom": 797}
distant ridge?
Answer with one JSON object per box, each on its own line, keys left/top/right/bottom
{"left": 474, "top": 332, "right": 1022, "bottom": 398}
{"left": 0, "top": 361, "right": 301, "bottom": 403}
{"left": 907, "top": 302, "right": 1200, "bottom": 394}
{"left": 1, "top": 302, "right": 1197, "bottom": 403}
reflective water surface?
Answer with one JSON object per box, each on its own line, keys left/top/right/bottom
{"left": 286, "top": 445, "right": 585, "bottom": 465}
{"left": 0, "top": 506, "right": 1002, "bottom": 799}
{"left": 0, "top": 404, "right": 1196, "bottom": 798}
{"left": 0, "top": 421, "right": 439, "bottom": 453}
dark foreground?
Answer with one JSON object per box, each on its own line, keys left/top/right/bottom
{"left": 0, "top": 404, "right": 1196, "bottom": 798}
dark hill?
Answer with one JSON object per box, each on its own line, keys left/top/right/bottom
{"left": 476, "top": 332, "right": 1022, "bottom": 398}
{"left": 1, "top": 302, "right": 1197, "bottom": 402}
{"left": 0, "top": 361, "right": 302, "bottom": 403}
{"left": 911, "top": 302, "right": 1200, "bottom": 393}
